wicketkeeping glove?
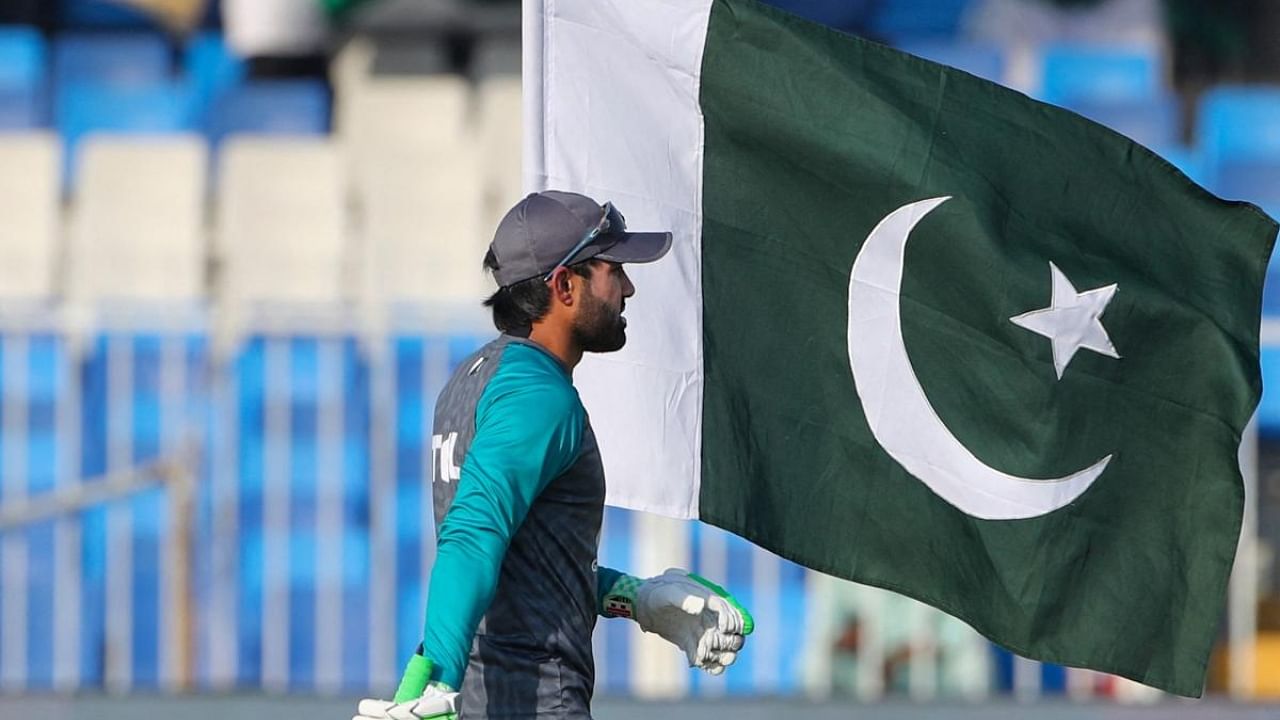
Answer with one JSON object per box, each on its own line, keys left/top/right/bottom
{"left": 353, "top": 654, "right": 458, "bottom": 720}
{"left": 605, "top": 568, "right": 754, "bottom": 674}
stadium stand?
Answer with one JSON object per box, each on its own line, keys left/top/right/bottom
{"left": 66, "top": 136, "right": 207, "bottom": 304}
{"left": 0, "top": 133, "right": 59, "bottom": 302}
{"left": 1, "top": 0, "right": 1279, "bottom": 703}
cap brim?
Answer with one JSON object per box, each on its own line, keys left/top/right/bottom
{"left": 593, "top": 231, "right": 673, "bottom": 265}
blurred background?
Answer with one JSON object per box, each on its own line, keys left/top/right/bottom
{"left": 0, "top": 0, "right": 1278, "bottom": 717}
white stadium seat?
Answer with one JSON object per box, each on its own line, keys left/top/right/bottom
{"left": 0, "top": 133, "right": 59, "bottom": 302}
{"left": 359, "top": 138, "right": 490, "bottom": 308}
{"left": 338, "top": 74, "right": 471, "bottom": 173}
{"left": 67, "top": 136, "right": 207, "bottom": 303}
{"left": 216, "top": 136, "right": 347, "bottom": 305}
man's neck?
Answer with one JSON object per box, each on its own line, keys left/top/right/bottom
{"left": 527, "top": 324, "right": 582, "bottom": 372}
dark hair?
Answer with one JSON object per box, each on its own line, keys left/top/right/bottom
{"left": 483, "top": 250, "right": 594, "bottom": 335}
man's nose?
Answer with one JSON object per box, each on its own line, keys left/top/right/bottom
{"left": 622, "top": 272, "right": 636, "bottom": 298}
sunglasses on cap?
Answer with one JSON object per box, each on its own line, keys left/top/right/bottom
{"left": 542, "top": 201, "right": 627, "bottom": 282}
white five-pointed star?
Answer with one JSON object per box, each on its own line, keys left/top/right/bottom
{"left": 1010, "top": 262, "right": 1120, "bottom": 379}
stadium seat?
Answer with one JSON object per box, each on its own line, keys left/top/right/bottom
{"left": 477, "top": 76, "right": 522, "bottom": 233}
{"left": 67, "top": 136, "right": 207, "bottom": 304}
{"left": 186, "top": 32, "right": 247, "bottom": 116}
{"left": 0, "top": 133, "right": 58, "bottom": 301}
{"left": 0, "top": 26, "right": 47, "bottom": 129}
{"left": 762, "top": 0, "right": 878, "bottom": 34}
{"left": 1197, "top": 86, "right": 1280, "bottom": 215}
{"left": 870, "top": 0, "right": 971, "bottom": 41}
{"left": 1198, "top": 86, "right": 1280, "bottom": 164}
{"left": 204, "top": 80, "right": 330, "bottom": 146}
{"left": 339, "top": 74, "right": 469, "bottom": 155}
{"left": 1039, "top": 43, "right": 1164, "bottom": 106}
{"left": 53, "top": 33, "right": 170, "bottom": 88}
{"left": 1067, "top": 96, "right": 1178, "bottom": 149}
{"left": 894, "top": 40, "right": 1006, "bottom": 84}
{"left": 359, "top": 139, "right": 488, "bottom": 308}
{"left": 216, "top": 137, "right": 347, "bottom": 306}
{"left": 339, "top": 74, "right": 470, "bottom": 192}
{"left": 55, "top": 81, "right": 197, "bottom": 189}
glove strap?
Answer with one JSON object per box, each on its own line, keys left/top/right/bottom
{"left": 601, "top": 574, "right": 645, "bottom": 619}
{"left": 393, "top": 653, "right": 434, "bottom": 703}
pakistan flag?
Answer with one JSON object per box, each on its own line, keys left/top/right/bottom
{"left": 528, "top": 0, "right": 1279, "bottom": 696}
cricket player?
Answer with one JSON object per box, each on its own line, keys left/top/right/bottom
{"left": 355, "top": 191, "right": 753, "bottom": 720}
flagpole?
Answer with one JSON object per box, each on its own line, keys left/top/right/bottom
{"left": 521, "top": 0, "right": 547, "bottom": 194}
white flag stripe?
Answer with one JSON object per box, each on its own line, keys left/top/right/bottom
{"left": 537, "top": 0, "right": 713, "bottom": 519}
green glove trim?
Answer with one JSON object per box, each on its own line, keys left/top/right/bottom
{"left": 393, "top": 654, "right": 433, "bottom": 703}
{"left": 689, "top": 572, "right": 755, "bottom": 636}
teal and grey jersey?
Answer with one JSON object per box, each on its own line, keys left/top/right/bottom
{"left": 422, "top": 334, "right": 622, "bottom": 720}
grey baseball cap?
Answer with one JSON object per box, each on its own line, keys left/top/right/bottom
{"left": 488, "top": 190, "right": 673, "bottom": 287}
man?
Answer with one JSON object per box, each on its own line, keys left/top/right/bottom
{"left": 355, "top": 191, "right": 753, "bottom": 720}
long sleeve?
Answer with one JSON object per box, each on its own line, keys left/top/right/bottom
{"left": 419, "top": 365, "right": 585, "bottom": 689}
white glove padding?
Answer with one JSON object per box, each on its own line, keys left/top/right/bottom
{"left": 353, "top": 683, "right": 458, "bottom": 720}
{"left": 635, "top": 568, "right": 754, "bottom": 674}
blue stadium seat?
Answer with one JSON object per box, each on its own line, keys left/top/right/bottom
{"left": 1198, "top": 86, "right": 1280, "bottom": 164}
{"left": 54, "top": 33, "right": 170, "bottom": 89}
{"left": 59, "top": 0, "right": 154, "bottom": 28}
{"left": 1040, "top": 43, "right": 1163, "bottom": 106}
{"left": 1197, "top": 87, "right": 1280, "bottom": 215}
{"left": 762, "top": 0, "right": 879, "bottom": 33}
{"left": 895, "top": 39, "right": 1006, "bottom": 84}
{"left": 0, "top": 25, "right": 47, "bottom": 128}
{"left": 186, "top": 32, "right": 246, "bottom": 116}
{"left": 56, "top": 81, "right": 197, "bottom": 188}
{"left": 1067, "top": 96, "right": 1178, "bottom": 149}
{"left": 0, "top": 25, "right": 45, "bottom": 89}
{"left": 204, "top": 80, "right": 330, "bottom": 146}
{"left": 870, "top": 0, "right": 971, "bottom": 42}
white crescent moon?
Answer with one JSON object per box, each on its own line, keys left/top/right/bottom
{"left": 847, "top": 196, "right": 1111, "bottom": 520}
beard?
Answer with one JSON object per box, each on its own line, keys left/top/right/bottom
{"left": 572, "top": 289, "right": 627, "bottom": 353}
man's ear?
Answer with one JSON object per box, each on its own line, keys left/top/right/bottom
{"left": 550, "top": 267, "right": 575, "bottom": 306}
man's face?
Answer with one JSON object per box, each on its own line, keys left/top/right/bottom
{"left": 572, "top": 260, "right": 635, "bottom": 353}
